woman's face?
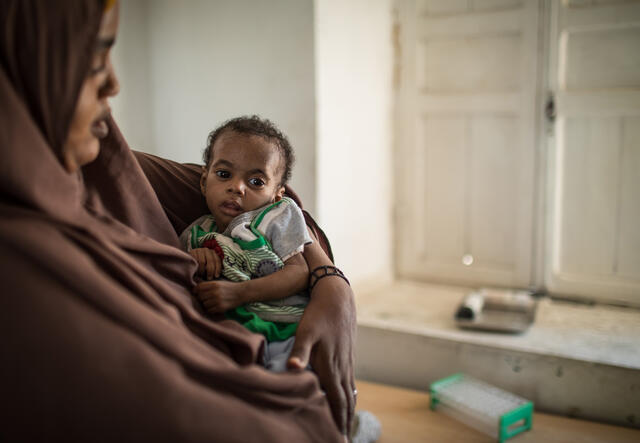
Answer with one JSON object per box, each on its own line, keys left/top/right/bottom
{"left": 62, "top": 2, "right": 120, "bottom": 173}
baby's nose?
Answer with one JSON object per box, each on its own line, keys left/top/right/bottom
{"left": 227, "top": 179, "right": 245, "bottom": 194}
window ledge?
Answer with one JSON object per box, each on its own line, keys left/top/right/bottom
{"left": 353, "top": 280, "right": 640, "bottom": 428}
{"left": 354, "top": 280, "right": 640, "bottom": 370}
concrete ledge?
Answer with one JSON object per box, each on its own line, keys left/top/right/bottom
{"left": 354, "top": 281, "right": 640, "bottom": 428}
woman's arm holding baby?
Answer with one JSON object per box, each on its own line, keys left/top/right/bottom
{"left": 193, "top": 253, "right": 308, "bottom": 313}
{"left": 193, "top": 236, "right": 356, "bottom": 437}
{"left": 287, "top": 233, "right": 357, "bottom": 437}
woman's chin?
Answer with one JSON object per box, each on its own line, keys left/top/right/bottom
{"left": 80, "top": 140, "right": 101, "bottom": 167}
{"left": 62, "top": 139, "right": 101, "bottom": 173}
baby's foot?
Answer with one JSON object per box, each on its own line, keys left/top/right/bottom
{"left": 350, "top": 410, "right": 381, "bottom": 443}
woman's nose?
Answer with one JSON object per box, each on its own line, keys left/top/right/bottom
{"left": 103, "top": 58, "right": 120, "bottom": 97}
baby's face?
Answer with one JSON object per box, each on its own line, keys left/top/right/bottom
{"left": 201, "top": 131, "right": 285, "bottom": 232}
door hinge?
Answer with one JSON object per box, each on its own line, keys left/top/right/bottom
{"left": 545, "top": 92, "right": 556, "bottom": 124}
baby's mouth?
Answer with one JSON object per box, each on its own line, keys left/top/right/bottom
{"left": 220, "top": 200, "right": 243, "bottom": 216}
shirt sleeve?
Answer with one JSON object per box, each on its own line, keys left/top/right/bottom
{"left": 258, "top": 197, "right": 313, "bottom": 262}
{"left": 179, "top": 215, "right": 214, "bottom": 252}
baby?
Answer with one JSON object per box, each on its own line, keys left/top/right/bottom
{"left": 181, "top": 115, "right": 382, "bottom": 441}
{"left": 180, "top": 115, "right": 311, "bottom": 371}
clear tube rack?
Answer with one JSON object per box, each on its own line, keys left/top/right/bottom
{"left": 430, "top": 373, "right": 533, "bottom": 442}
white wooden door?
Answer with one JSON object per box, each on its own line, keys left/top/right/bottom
{"left": 395, "top": 0, "right": 541, "bottom": 288}
{"left": 546, "top": 0, "right": 640, "bottom": 304}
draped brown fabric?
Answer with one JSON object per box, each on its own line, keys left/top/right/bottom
{"left": 0, "top": 1, "right": 341, "bottom": 441}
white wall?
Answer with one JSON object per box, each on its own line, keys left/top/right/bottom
{"left": 112, "top": 0, "right": 395, "bottom": 287}
{"left": 111, "top": 0, "right": 153, "bottom": 152}
{"left": 112, "top": 0, "right": 317, "bottom": 214}
{"left": 314, "top": 0, "right": 394, "bottom": 286}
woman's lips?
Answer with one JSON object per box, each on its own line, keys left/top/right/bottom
{"left": 91, "top": 120, "right": 109, "bottom": 139}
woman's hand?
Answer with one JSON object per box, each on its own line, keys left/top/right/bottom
{"left": 287, "top": 238, "right": 357, "bottom": 436}
{"left": 194, "top": 280, "right": 244, "bottom": 313}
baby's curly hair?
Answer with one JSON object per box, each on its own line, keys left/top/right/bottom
{"left": 203, "top": 115, "right": 295, "bottom": 186}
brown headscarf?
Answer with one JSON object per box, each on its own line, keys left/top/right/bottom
{"left": 0, "top": 1, "right": 341, "bottom": 441}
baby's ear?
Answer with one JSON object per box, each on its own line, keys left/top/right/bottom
{"left": 274, "top": 186, "right": 286, "bottom": 202}
{"left": 199, "top": 167, "right": 207, "bottom": 194}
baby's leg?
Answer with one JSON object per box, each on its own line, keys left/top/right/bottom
{"left": 263, "top": 336, "right": 298, "bottom": 372}
{"left": 264, "top": 338, "right": 381, "bottom": 442}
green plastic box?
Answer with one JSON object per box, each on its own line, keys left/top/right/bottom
{"left": 430, "top": 373, "right": 533, "bottom": 442}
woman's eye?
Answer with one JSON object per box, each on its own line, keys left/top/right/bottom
{"left": 249, "top": 178, "right": 265, "bottom": 187}
{"left": 89, "top": 54, "right": 108, "bottom": 76}
{"left": 90, "top": 65, "right": 106, "bottom": 75}
{"left": 215, "top": 170, "right": 230, "bottom": 179}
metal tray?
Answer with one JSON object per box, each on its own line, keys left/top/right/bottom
{"left": 455, "top": 289, "right": 538, "bottom": 334}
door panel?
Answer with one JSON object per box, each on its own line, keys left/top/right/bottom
{"left": 557, "top": 117, "right": 620, "bottom": 277}
{"left": 619, "top": 117, "right": 640, "bottom": 279}
{"left": 564, "top": 27, "right": 640, "bottom": 90}
{"left": 470, "top": 115, "right": 518, "bottom": 270}
{"left": 418, "top": 34, "right": 522, "bottom": 92}
{"left": 395, "top": 0, "right": 540, "bottom": 288}
{"left": 422, "top": 116, "right": 466, "bottom": 265}
{"left": 547, "top": 0, "right": 640, "bottom": 303}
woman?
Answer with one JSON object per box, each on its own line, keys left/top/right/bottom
{"left": 0, "top": 1, "right": 355, "bottom": 441}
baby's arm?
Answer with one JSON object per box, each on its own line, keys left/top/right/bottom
{"left": 189, "top": 248, "right": 222, "bottom": 280}
{"left": 194, "top": 252, "right": 308, "bottom": 314}
{"left": 240, "top": 252, "right": 308, "bottom": 302}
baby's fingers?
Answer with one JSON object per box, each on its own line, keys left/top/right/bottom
{"left": 212, "top": 250, "right": 222, "bottom": 278}
{"left": 189, "top": 249, "right": 206, "bottom": 277}
{"left": 203, "top": 249, "right": 217, "bottom": 280}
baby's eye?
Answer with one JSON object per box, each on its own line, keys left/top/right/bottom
{"left": 215, "top": 170, "right": 230, "bottom": 179}
{"left": 249, "top": 177, "right": 265, "bottom": 187}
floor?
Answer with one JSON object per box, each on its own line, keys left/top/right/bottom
{"left": 356, "top": 380, "right": 640, "bottom": 443}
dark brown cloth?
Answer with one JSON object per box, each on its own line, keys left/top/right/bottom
{"left": 0, "top": 1, "right": 341, "bottom": 441}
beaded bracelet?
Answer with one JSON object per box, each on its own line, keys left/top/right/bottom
{"left": 202, "top": 237, "right": 225, "bottom": 261}
{"left": 309, "top": 265, "right": 350, "bottom": 293}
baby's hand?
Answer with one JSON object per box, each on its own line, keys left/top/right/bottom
{"left": 189, "top": 247, "right": 222, "bottom": 280}
{"left": 193, "top": 280, "right": 244, "bottom": 313}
